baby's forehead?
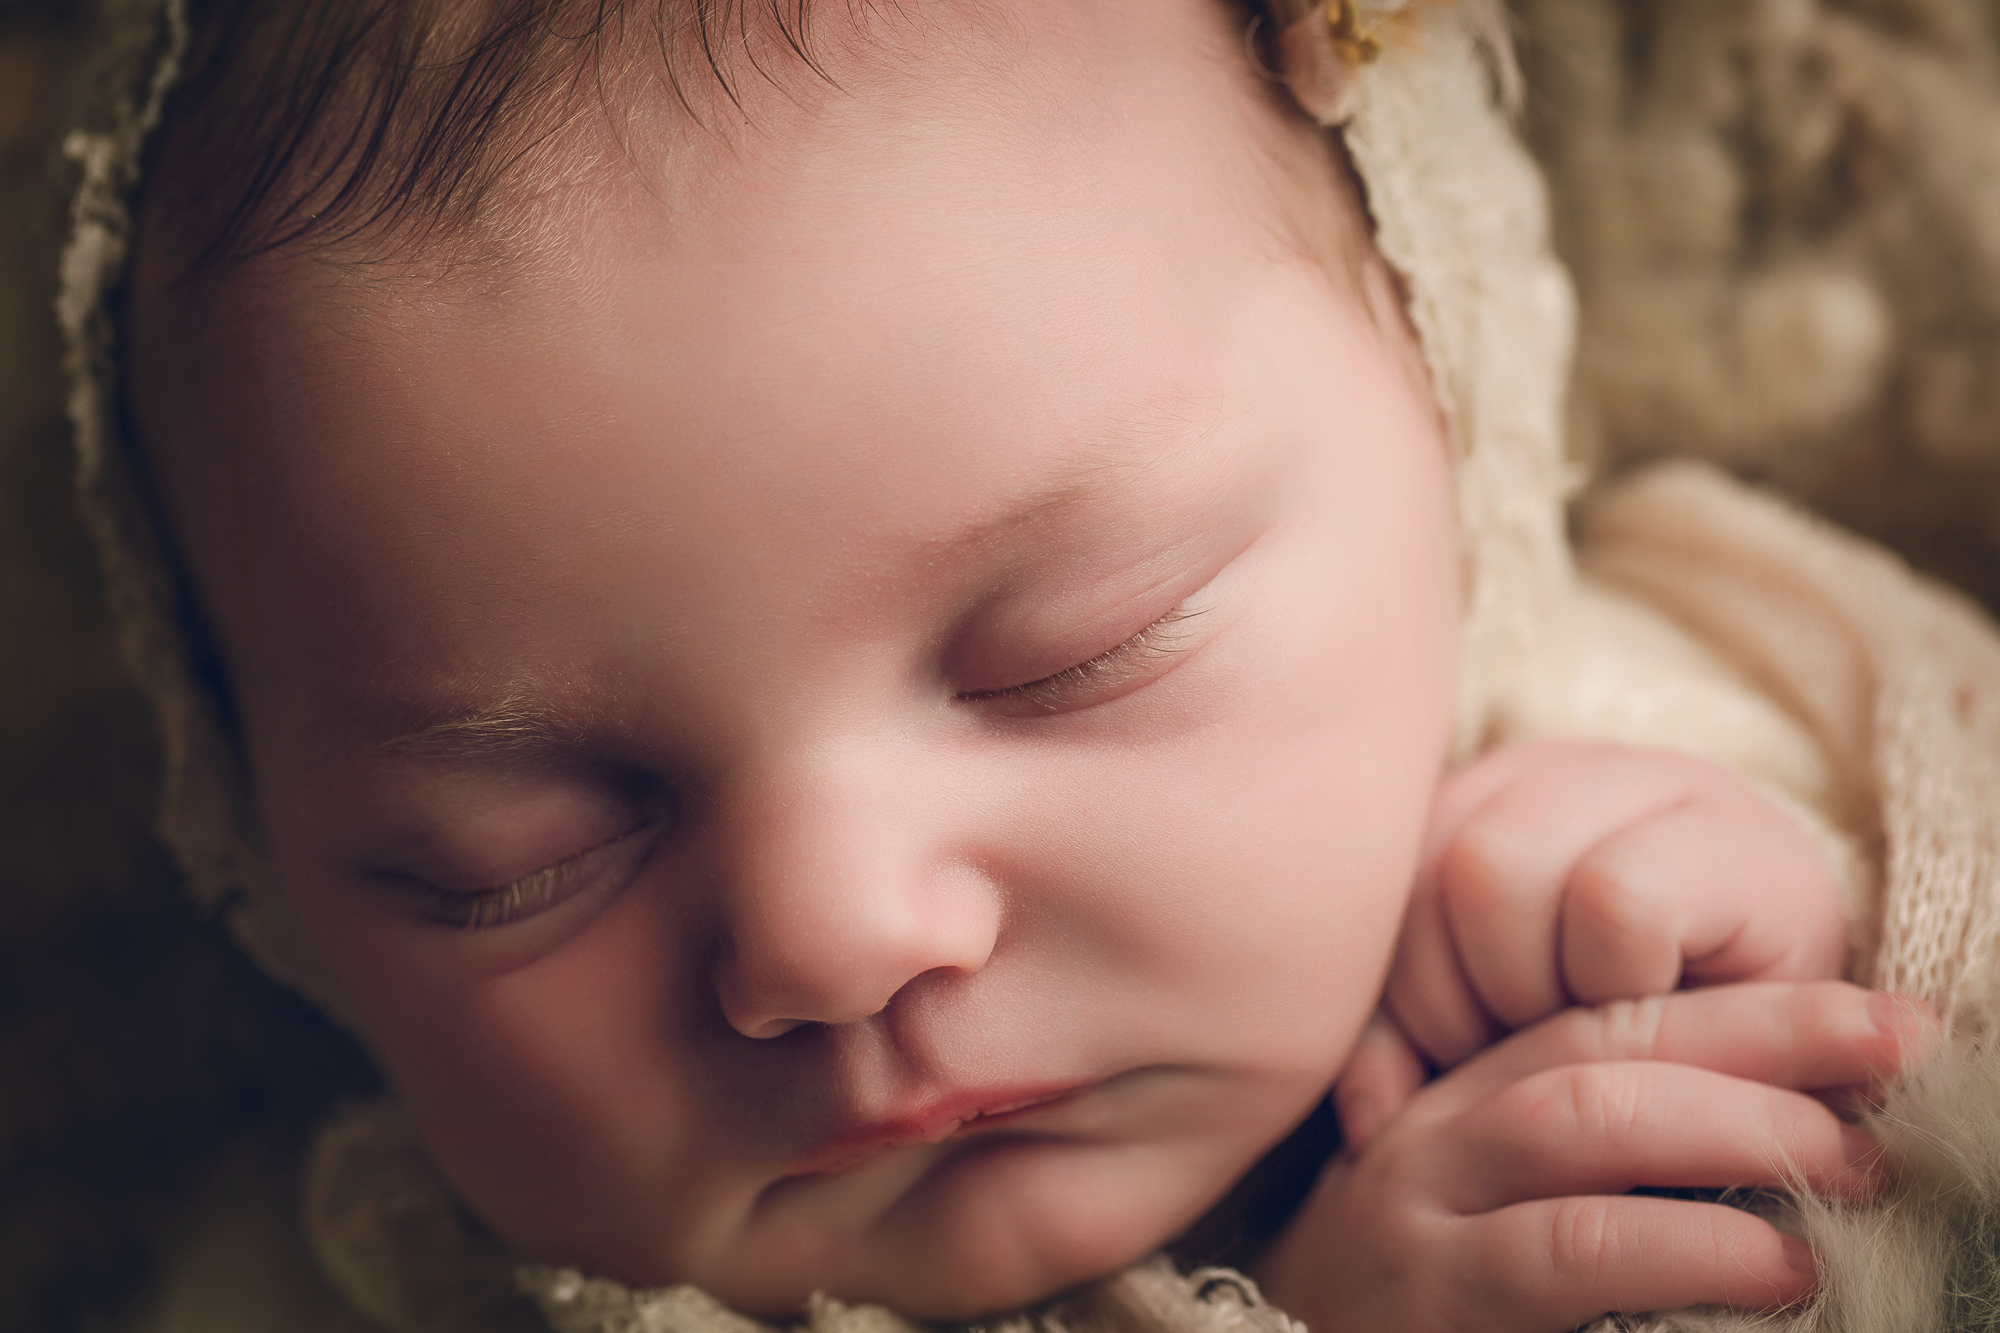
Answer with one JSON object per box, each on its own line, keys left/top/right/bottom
{"left": 135, "top": 0, "right": 1363, "bottom": 482}
{"left": 137, "top": 187, "right": 1370, "bottom": 765}
{"left": 127, "top": 1, "right": 1399, "bottom": 732}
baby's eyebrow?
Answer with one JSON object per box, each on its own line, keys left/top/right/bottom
{"left": 918, "top": 473, "right": 1117, "bottom": 560}
{"left": 317, "top": 394, "right": 1227, "bottom": 765}
{"left": 363, "top": 689, "right": 599, "bottom": 765}
{"left": 915, "top": 394, "right": 1219, "bottom": 558}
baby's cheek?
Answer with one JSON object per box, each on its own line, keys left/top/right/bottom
{"left": 337, "top": 893, "right": 761, "bottom": 1271}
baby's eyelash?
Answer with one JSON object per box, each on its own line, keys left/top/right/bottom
{"left": 960, "top": 607, "right": 1205, "bottom": 712}
{"left": 417, "top": 822, "right": 655, "bottom": 929}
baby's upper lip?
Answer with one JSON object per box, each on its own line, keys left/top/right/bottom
{"left": 789, "top": 1083, "right": 1089, "bottom": 1177}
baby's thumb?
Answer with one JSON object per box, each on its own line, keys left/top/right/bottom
{"left": 1331, "top": 1012, "right": 1427, "bottom": 1150}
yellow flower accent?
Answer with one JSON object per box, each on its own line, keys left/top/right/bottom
{"left": 1325, "top": 0, "right": 1385, "bottom": 64}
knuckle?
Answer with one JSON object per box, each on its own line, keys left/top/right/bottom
{"left": 1584, "top": 993, "right": 1670, "bottom": 1061}
{"left": 1541, "top": 1063, "right": 1641, "bottom": 1143}
{"left": 1386, "top": 968, "right": 1485, "bottom": 1068}
{"left": 1439, "top": 819, "right": 1533, "bottom": 915}
{"left": 1545, "top": 1196, "right": 1617, "bottom": 1290}
{"left": 1488, "top": 1063, "right": 1643, "bottom": 1156}
{"left": 1781, "top": 979, "right": 1844, "bottom": 1040}
{"left": 1677, "top": 1204, "right": 1743, "bottom": 1282}
{"left": 1567, "top": 851, "right": 1670, "bottom": 941}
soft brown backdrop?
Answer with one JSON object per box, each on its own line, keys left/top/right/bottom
{"left": 0, "top": 5, "right": 375, "bottom": 1332}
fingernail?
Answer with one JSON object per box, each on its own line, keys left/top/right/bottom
{"left": 1781, "top": 1235, "right": 1816, "bottom": 1276}
{"left": 1840, "top": 1122, "right": 1880, "bottom": 1163}
{"left": 1869, "top": 992, "right": 1924, "bottom": 1042}
{"left": 1837, "top": 1124, "right": 1885, "bottom": 1196}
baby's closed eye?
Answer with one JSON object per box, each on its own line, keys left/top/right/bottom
{"left": 955, "top": 606, "right": 1207, "bottom": 715}
{"left": 394, "top": 820, "right": 661, "bottom": 929}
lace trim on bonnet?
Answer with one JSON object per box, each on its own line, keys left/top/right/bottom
{"left": 57, "top": 0, "right": 1578, "bottom": 1003}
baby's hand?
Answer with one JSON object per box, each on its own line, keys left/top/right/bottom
{"left": 1373, "top": 738, "right": 1848, "bottom": 1092}
{"left": 1258, "top": 983, "right": 1930, "bottom": 1333}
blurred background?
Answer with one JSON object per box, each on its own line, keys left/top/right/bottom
{"left": 0, "top": 5, "right": 377, "bottom": 1332}
{"left": 1520, "top": 0, "right": 2000, "bottom": 608}
{"left": 3, "top": 0, "right": 1999, "bottom": 1329}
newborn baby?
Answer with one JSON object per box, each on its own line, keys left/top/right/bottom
{"left": 83, "top": 0, "right": 1929, "bottom": 1329}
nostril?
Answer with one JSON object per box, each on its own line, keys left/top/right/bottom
{"left": 710, "top": 819, "right": 1003, "bottom": 1038}
{"left": 715, "top": 954, "right": 888, "bottom": 1038}
{"left": 744, "top": 1015, "right": 809, "bottom": 1040}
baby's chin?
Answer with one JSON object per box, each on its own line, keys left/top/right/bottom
{"left": 618, "top": 1135, "right": 1247, "bottom": 1321}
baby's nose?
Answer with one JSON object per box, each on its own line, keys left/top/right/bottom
{"left": 709, "top": 745, "right": 1000, "bottom": 1038}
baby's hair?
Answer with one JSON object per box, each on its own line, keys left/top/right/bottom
{"left": 151, "top": 0, "right": 843, "bottom": 276}
{"left": 150, "top": 0, "right": 1284, "bottom": 282}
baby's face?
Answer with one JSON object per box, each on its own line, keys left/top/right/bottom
{"left": 133, "top": 0, "right": 1458, "bottom": 1318}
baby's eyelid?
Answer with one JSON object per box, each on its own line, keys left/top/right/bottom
{"left": 958, "top": 606, "right": 1206, "bottom": 711}
{"left": 414, "top": 819, "right": 657, "bottom": 929}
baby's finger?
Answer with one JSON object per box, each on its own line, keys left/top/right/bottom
{"left": 1436, "top": 1062, "right": 1877, "bottom": 1214}
{"left": 1438, "top": 751, "right": 1699, "bottom": 1028}
{"left": 1421, "top": 739, "right": 1596, "bottom": 858}
{"left": 1384, "top": 885, "right": 1501, "bottom": 1069}
{"left": 1430, "top": 982, "right": 1933, "bottom": 1117}
{"left": 1332, "top": 1013, "right": 1428, "bottom": 1149}
{"left": 1390, "top": 741, "right": 1603, "bottom": 1067}
{"left": 1562, "top": 800, "right": 1846, "bottom": 1006}
{"left": 1463, "top": 1195, "right": 1814, "bottom": 1327}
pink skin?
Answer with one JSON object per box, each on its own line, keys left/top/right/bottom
{"left": 133, "top": 1, "right": 1461, "bottom": 1318}
{"left": 1330, "top": 736, "right": 1857, "bottom": 1144}
{"left": 1381, "top": 738, "right": 1854, "bottom": 1074}
{"left": 128, "top": 0, "right": 1912, "bottom": 1326}
{"left": 1261, "top": 983, "right": 1928, "bottom": 1333}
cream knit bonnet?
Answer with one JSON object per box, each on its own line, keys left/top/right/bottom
{"left": 58, "top": 0, "right": 1579, "bottom": 1003}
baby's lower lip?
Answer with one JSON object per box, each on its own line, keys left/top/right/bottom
{"left": 791, "top": 1085, "right": 1090, "bottom": 1177}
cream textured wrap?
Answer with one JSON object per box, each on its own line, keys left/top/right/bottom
{"left": 55, "top": 1, "right": 2000, "bottom": 1332}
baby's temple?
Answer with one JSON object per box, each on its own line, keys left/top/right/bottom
{"left": 10, "top": 1, "right": 2000, "bottom": 1330}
